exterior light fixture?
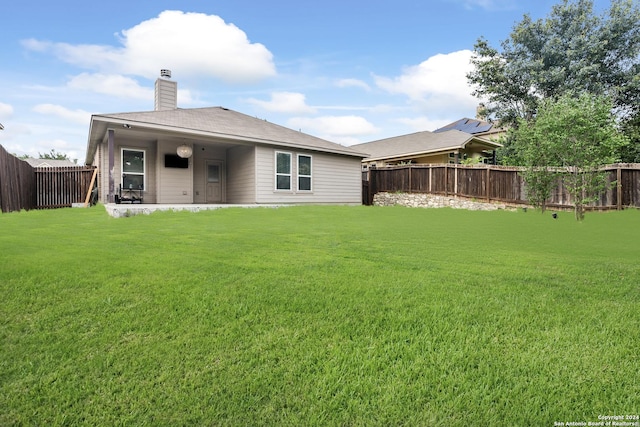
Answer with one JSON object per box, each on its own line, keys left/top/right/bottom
{"left": 177, "top": 144, "right": 192, "bottom": 158}
{"left": 0, "top": 123, "right": 4, "bottom": 130}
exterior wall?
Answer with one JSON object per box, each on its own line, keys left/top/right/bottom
{"left": 227, "top": 145, "right": 256, "bottom": 204}
{"left": 193, "top": 144, "right": 228, "bottom": 204}
{"left": 255, "top": 145, "right": 362, "bottom": 204}
{"left": 156, "top": 139, "right": 193, "bottom": 203}
{"left": 95, "top": 136, "right": 158, "bottom": 203}
{"left": 414, "top": 153, "right": 450, "bottom": 164}
{"left": 94, "top": 145, "right": 107, "bottom": 203}
{"left": 154, "top": 78, "right": 177, "bottom": 111}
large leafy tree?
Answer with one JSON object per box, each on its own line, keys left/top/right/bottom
{"left": 468, "top": 0, "right": 640, "bottom": 162}
{"left": 511, "top": 93, "right": 628, "bottom": 220}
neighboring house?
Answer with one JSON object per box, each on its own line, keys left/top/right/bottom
{"left": 434, "top": 117, "right": 507, "bottom": 142}
{"left": 352, "top": 129, "right": 502, "bottom": 170}
{"left": 85, "top": 71, "right": 366, "bottom": 205}
{"left": 24, "top": 158, "right": 78, "bottom": 168}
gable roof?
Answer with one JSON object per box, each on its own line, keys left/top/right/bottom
{"left": 24, "top": 158, "right": 78, "bottom": 168}
{"left": 352, "top": 129, "right": 501, "bottom": 162}
{"left": 86, "top": 106, "right": 366, "bottom": 164}
{"left": 434, "top": 117, "right": 493, "bottom": 134}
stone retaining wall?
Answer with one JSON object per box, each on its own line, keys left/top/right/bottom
{"left": 373, "top": 192, "right": 513, "bottom": 211}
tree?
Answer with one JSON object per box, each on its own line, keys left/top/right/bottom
{"left": 511, "top": 93, "right": 628, "bottom": 220}
{"left": 467, "top": 0, "right": 640, "bottom": 161}
{"left": 39, "top": 149, "right": 71, "bottom": 161}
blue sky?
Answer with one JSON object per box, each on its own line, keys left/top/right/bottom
{"left": 0, "top": 0, "right": 611, "bottom": 163}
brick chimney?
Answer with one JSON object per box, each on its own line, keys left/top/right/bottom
{"left": 154, "top": 69, "right": 177, "bottom": 111}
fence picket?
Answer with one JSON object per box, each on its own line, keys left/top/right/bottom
{"left": 1, "top": 145, "right": 96, "bottom": 213}
{"left": 364, "top": 163, "right": 640, "bottom": 209}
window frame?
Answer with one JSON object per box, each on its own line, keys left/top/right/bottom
{"left": 121, "top": 148, "right": 146, "bottom": 191}
{"left": 297, "top": 154, "right": 312, "bottom": 192}
{"left": 275, "top": 151, "right": 292, "bottom": 191}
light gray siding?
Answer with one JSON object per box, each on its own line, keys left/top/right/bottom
{"left": 96, "top": 138, "right": 158, "bottom": 203}
{"left": 227, "top": 145, "right": 256, "bottom": 204}
{"left": 255, "top": 145, "right": 361, "bottom": 204}
{"left": 193, "top": 144, "right": 227, "bottom": 203}
{"left": 156, "top": 140, "right": 192, "bottom": 203}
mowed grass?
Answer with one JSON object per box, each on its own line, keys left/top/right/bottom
{"left": 0, "top": 205, "right": 638, "bottom": 426}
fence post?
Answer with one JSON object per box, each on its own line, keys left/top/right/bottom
{"left": 486, "top": 167, "right": 490, "bottom": 202}
{"left": 617, "top": 165, "right": 622, "bottom": 210}
{"left": 444, "top": 164, "right": 448, "bottom": 196}
{"left": 454, "top": 164, "right": 458, "bottom": 196}
{"left": 369, "top": 166, "right": 376, "bottom": 204}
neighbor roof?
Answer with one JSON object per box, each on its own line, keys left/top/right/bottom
{"left": 352, "top": 129, "right": 501, "bottom": 162}
{"left": 86, "top": 106, "right": 366, "bottom": 164}
{"left": 24, "top": 158, "right": 78, "bottom": 168}
{"left": 434, "top": 118, "right": 493, "bottom": 134}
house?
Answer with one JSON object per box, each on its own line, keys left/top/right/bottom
{"left": 352, "top": 129, "right": 502, "bottom": 170}
{"left": 85, "top": 71, "right": 366, "bottom": 205}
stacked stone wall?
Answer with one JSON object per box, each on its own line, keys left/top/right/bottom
{"left": 373, "top": 192, "right": 513, "bottom": 211}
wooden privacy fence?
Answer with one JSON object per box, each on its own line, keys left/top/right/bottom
{"left": 364, "top": 163, "right": 640, "bottom": 210}
{"left": 1, "top": 144, "right": 97, "bottom": 213}
{"left": 0, "top": 144, "right": 36, "bottom": 213}
{"left": 35, "top": 166, "right": 97, "bottom": 209}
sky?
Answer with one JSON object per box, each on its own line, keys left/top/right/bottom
{"left": 0, "top": 0, "right": 612, "bottom": 163}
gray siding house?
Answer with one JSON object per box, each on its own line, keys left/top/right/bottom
{"left": 85, "top": 72, "right": 365, "bottom": 205}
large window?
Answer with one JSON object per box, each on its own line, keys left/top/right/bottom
{"left": 298, "top": 154, "right": 312, "bottom": 191}
{"left": 275, "top": 151, "right": 291, "bottom": 190}
{"left": 122, "top": 149, "right": 145, "bottom": 190}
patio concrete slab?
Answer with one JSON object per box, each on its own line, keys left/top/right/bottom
{"left": 104, "top": 203, "right": 285, "bottom": 218}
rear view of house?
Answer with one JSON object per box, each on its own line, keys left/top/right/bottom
{"left": 85, "top": 71, "right": 365, "bottom": 205}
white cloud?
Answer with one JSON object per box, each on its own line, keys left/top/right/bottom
{"left": 32, "top": 104, "right": 92, "bottom": 124}
{"left": 394, "top": 117, "right": 453, "bottom": 132}
{"left": 445, "top": 0, "right": 516, "bottom": 10}
{"left": 0, "top": 102, "right": 14, "bottom": 118}
{"left": 22, "top": 10, "right": 276, "bottom": 84}
{"left": 247, "top": 92, "right": 316, "bottom": 114}
{"left": 288, "top": 115, "right": 380, "bottom": 144}
{"left": 67, "top": 73, "right": 152, "bottom": 100}
{"left": 336, "top": 78, "right": 371, "bottom": 91}
{"left": 374, "top": 50, "right": 479, "bottom": 117}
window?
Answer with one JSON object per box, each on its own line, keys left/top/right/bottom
{"left": 122, "top": 149, "right": 145, "bottom": 190}
{"left": 275, "top": 152, "right": 291, "bottom": 190}
{"left": 298, "top": 155, "right": 312, "bottom": 191}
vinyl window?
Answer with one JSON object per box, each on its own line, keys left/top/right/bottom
{"left": 297, "top": 154, "right": 312, "bottom": 191}
{"left": 275, "top": 151, "right": 292, "bottom": 190}
{"left": 122, "top": 149, "right": 145, "bottom": 190}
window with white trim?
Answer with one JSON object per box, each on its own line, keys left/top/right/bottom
{"left": 275, "top": 151, "right": 292, "bottom": 190}
{"left": 122, "top": 149, "right": 145, "bottom": 190}
{"left": 298, "top": 154, "right": 312, "bottom": 191}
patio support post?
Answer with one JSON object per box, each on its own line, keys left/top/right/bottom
{"left": 108, "top": 129, "right": 115, "bottom": 203}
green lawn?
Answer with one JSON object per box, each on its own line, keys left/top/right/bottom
{"left": 1, "top": 205, "right": 638, "bottom": 426}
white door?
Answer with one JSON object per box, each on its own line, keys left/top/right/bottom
{"left": 206, "top": 161, "right": 223, "bottom": 203}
